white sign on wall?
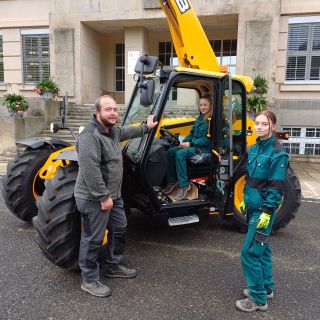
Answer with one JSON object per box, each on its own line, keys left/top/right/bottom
{"left": 128, "top": 51, "right": 140, "bottom": 75}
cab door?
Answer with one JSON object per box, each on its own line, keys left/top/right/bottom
{"left": 212, "top": 77, "right": 247, "bottom": 214}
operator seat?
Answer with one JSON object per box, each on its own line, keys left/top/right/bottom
{"left": 186, "top": 156, "right": 211, "bottom": 179}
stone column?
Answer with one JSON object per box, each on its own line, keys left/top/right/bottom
{"left": 53, "top": 28, "right": 75, "bottom": 97}
{"left": 237, "top": 0, "right": 281, "bottom": 101}
{"left": 124, "top": 27, "right": 149, "bottom": 103}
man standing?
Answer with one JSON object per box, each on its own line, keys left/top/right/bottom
{"left": 74, "top": 95, "right": 158, "bottom": 297}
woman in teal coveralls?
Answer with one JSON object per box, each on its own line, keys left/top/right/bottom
{"left": 163, "top": 94, "right": 213, "bottom": 201}
{"left": 236, "top": 110, "right": 289, "bottom": 312}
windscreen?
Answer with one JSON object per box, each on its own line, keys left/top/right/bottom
{"left": 122, "top": 78, "right": 162, "bottom": 162}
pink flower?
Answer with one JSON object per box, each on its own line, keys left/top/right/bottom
{"left": 36, "top": 88, "right": 43, "bottom": 95}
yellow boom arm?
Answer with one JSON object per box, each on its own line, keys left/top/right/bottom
{"left": 160, "top": 0, "right": 253, "bottom": 91}
{"left": 160, "top": 0, "right": 220, "bottom": 72}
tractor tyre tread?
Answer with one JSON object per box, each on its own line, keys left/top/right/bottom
{"left": 33, "top": 163, "right": 80, "bottom": 270}
{"left": 2, "top": 147, "right": 54, "bottom": 222}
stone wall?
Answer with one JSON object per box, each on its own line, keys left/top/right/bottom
{"left": 275, "top": 100, "right": 320, "bottom": 127}
{"left": 0, "top": 100, "right": 60, "bottom": 154}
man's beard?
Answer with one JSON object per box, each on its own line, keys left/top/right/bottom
{"left": 101, "top": 117, "right": 116, "bottom": 128}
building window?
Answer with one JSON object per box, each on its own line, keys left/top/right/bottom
{"left": 286, "top": 21, "right": 320, "bottom": 81}
{"left": 0, "top": 33, "right": 3, "bottom": 83}
{"left": 283, "top": 127, "right": 301, "bottom": 137}
{"left": 210, "top": 39, "right": 237, "bottom": 74}
{"left": 159, "top": 42, "right": 178, "bottom": 67}
{"left": 304, "top": 143, "right": 315, "bottom": 154}
{"left": 304, "top": 143, "right": 320, "bottom": 155}
{"left": 21, "top": 29, "right": 50, "bottom": 83}
{"left": 306, "top": 128, "right": 320, "bottom": 137}
{"left": 115, "top": 43, "right": 125, "bottom": 92}
{"left": 159, "top": 42, "right": 178, "bottom": 101}
{"left": 282, "top": 142, "right": 300, "bottom": 154}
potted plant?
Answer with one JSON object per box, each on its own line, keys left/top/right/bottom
{"left": 35, "top": 78, "right": 60, "bottom": 100}
{"left": 246, "top": 74, "right": 269, "bottom": 116}
{"left": 3, "top": 93, "right": 29, "bottom": 116}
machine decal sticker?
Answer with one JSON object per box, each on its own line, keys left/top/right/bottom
{"left": 174, "top": 0, "right": 191, "bottom": 14}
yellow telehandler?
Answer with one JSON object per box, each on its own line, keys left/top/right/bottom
{"left": 2, "top": 0, "right": 301, "bottom": 270}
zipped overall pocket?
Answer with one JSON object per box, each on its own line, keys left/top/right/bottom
{"left": 248, "top": 232, "right": 268, "bottom": 258}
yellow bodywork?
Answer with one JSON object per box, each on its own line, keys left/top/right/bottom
{"left": 155, "top": 116, "right": 195, "bottom": 138}
{"left": 160, "top": 0, "right": 220, "bottom": 72}
{"left": 32, "top": 146, "right": 75, "bottom": 199}
{"left": 37, "top": 145, "right": 109, "bottom": 245}
{"left": 175, "top": 67, "right": 254, "bottom": 93}
{"left": 159, "top": 0, "right": 254, "bottom": 93}
{"left": 233, "top": 117, "right": 257, "bottom": 148}
{"left": 234, "top": 175, "right": 246, "bottom": 213}
{"left": 38, "top": 146, "right": 75, "bottom": 180}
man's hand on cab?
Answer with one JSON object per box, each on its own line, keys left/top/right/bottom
{"left": 146, "top": 115, "right": 158, "bottom": 129}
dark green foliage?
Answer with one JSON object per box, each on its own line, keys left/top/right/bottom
{"left": 3, "top": 93, "right": 29, "bottom": 111}
{"left": 246, "top": 74, "right": 268, "bottom": 114}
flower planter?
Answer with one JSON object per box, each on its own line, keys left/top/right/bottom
{"left": 4, "top": 93, "right": 29, "bottom": 116}
{"left": 41, "top": 92, "right": 54, "bottom": 100}
{"left": 7, "top": 109, "right": 17, "bottom": 117}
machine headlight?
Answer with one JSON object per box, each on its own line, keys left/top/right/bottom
{"left": 50, "top": 122, "right": 60, "bottom": 133}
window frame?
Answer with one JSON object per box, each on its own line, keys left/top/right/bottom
{"left": 209, "top": 39, "right": 237, "bottom": 74}
{"left": 158, "top": 41, "right": 178, "bottom": 102}
{"left": 283, "top": 127, "right": 302, "bottom": 137}
{"left": 0, "top": 32, "right": 3, "bottom": 83}
{"left": 282, "top": 142, "right": 300, "bottom": 155}
{"left": 115, "top": 43, "right": 125, "bottom": 92}
{"left": 21, "top": 29, "right": 50, "bottom": 84}
{"left": 158, "top": 41, "right": 178, "bottom": 67}
{"left": 286, "top": 17, "right": 320, "bottom": 82}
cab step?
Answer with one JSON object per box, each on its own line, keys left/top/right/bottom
{"left": 168, "top": 214, "right": 199, "bottom": 226}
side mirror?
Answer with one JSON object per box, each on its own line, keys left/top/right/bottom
{"left": 140, "top": 79, "right": 155, "bottom": 107}
{"left": 135, "top": 54, "right": 159, "bottom": 75}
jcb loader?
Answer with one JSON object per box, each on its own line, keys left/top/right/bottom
{"left": 2, "top": 0, "right": 301, "bottom": 269}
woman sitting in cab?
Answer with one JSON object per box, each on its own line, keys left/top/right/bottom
{"left": 163, "top": 94, "right": 213, "bottom": 201}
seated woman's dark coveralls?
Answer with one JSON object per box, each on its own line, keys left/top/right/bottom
{"left": 166, "top": 114, "right": 211, "bottom": 188}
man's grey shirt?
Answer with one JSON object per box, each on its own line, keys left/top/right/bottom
{"left": 74, "top": 115, "right": 149, "bottom": 202}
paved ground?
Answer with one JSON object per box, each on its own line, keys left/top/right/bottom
{"left": 0, "top": 178, "right": 319, "bottom": 320}
{"left": 290, "top": 161, "right": 320, "bottom": 200}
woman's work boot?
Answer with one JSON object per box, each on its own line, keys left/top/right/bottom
{"left": 236, "top": 298, "right": 268, "bottom": 312}
{"left": 174, "top": 184, "right": 191, "bottom": 201}
{"left": 163, "top": 182, "right": 178, "bottom": 195}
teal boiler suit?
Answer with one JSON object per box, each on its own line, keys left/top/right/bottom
{"left": 166, "top": 114, "right": 211, "bottom": 188}
{"left": 241, "top": 136, "right": 288, "bottom": 305}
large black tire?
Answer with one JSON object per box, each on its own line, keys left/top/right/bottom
{"left": 33, "top": 163, "right": 80, "bottom": 270}
{"left": 231, "top": 164, "right": 301, "bottom": 232}
{"left": 2, "top": 147, "right": 55, "bottom": 222}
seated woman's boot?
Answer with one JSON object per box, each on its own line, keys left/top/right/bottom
{"left": 163, "top": 182, "right": 178, "bottom": 194}
{"left": 174, "top": 185, "right": 191, "bottom": 201}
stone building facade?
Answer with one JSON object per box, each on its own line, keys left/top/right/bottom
{"left": 1, "top": 0, "right": 320, "bottom": 154}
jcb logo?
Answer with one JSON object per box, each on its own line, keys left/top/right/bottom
{"left": 174, "top": 0, "right": 191, "bottom": 13}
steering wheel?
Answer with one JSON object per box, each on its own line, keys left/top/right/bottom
{"left": 160, "top": 128, "right": 180, "bottom": 147}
